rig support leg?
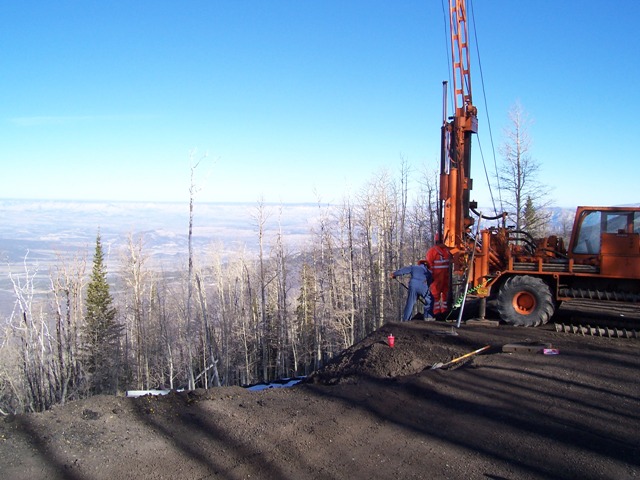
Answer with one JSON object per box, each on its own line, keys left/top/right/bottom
{"left": 478, "top": 297, "right": 486, "bottom": 320}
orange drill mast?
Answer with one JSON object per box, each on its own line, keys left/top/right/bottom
{"left": 440, "top": 0, "right": 478, "bottom": 259}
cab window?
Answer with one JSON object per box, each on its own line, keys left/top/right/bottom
{"left": 573, "top": 211, "right": 600, "bottom": 254}
{"left": 574, "top": 210, "right": 639, "bottom": 254}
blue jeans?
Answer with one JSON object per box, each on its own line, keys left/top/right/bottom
{"left": 402, "top": 281, "right": 431, "bottom": 321}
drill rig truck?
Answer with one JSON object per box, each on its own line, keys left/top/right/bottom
{"left": 441, "top": 0, "right": 640, "bottom": 327}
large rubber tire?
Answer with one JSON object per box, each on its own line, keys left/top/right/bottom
{"left": 496, "top": 276, "right": 555, "bottom": 327}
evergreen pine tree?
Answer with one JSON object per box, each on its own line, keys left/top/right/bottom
{"left": 523, "top": 195, "right": 549, "bottom": 238}
{"left": 83, "top": 232, "right": 122, "bottom": 395}
{"left": 522, "top": 196, "right": 538, "bottom": 234}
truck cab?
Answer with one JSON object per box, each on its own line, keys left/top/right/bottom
{"left": 570, "top": 207, "right": 640, "bottom": 278}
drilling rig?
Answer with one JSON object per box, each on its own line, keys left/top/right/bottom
{"left": 440, "top": 0, "right": 640, "bottom": 327}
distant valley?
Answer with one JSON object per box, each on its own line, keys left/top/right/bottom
{"left": 0, "top": 199, "right": 323, "bottom": 319}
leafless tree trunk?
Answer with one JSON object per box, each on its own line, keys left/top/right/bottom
{"left": 185, "top": 150, "right": 208, "bottom": 389}
{"left": 357, "top": 170, "right": 399, "bottom": 328}
{"left": 242, "top": 261, "right": 257, "bottom": 383}
{"left": 293, "top": 259, "right": 316, "bottom": 375}
{"left": 186, "top": 157, "right": 197, "bottom": 389}
{"left": 273, "top": 208, "right": 291, "bottom": 379}
{"left": 497, "top": 102, "right": 551, "bottom": 233}
{"left": 253, "top": 199, "right": 272, "bottom": 382}
{"left": 397, "top": 157, "right": 410, "bottom": 270}
{"left": 154, "top": 280, "right": 175, "bottom": 389}
{"left": 120, "top": 233, "right": 151, "bottom": 390}
{"left": 344, "top": 197, "right": 359, "bottom": 343}
{"left": 195, "top": 273, "right": 221, "bottom": 387}
{"left": 8, "top": 256, "right": 56, "bottom": 412}
{"left": 49, "top": 252, "right": 87, "bottom": 404}
{"left": 312, "top": 202, "right": 335, "bottom": 370}
{"left": 209, "top": 243, "right": 230, "bottom": 385}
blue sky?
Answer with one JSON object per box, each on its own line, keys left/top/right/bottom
{"left": 1, "top": 0, "right": 639, "bottom": 208}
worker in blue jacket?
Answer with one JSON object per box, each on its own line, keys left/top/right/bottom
{"left": 391, "top": 260, "right": 433, "bottom": 321}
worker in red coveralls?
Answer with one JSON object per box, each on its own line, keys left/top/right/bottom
{"left": 425, "top": 236, "right": 453, "bottom": 319}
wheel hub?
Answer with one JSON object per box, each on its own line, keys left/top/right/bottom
{"left": 512, "top": 291, "right": 536, "bottom": 315}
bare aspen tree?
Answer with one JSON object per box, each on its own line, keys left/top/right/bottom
{"left": 241, "top": 259, "right": 259, "bottom": 383}
{"left": 119, "top": 233, "right": 164, "bottom": 390}
{"left": 388, "top": 160, "right": 411, "bottom": 326}
{"left": 273, "top": 207, "right": 291, "bottom": 379}
{"left": 0, "top": 330, "right": 19, "bottom": 413}
{"left": 8, "top": 255, "right": 60, "bottom": 411}
{"left": 122, "top": 234, "right": 144, "bottom": 389}
{"left": 381, "top": 172, "right": 400, "bottom": 326}
{"left": 326, "top": 200, "right": 362, "bottom": 348}
{"left": 405, "top": 166, "right": 439, "bottom": 259}
{"left": 186, "top": 155, "right": 197, "bottom": 388}
{"left": 49, "top": 252, "right": 87, "bottom": 403}
{"left": 208, "top": 242, "right": 229, "bottom": 384}
{"left": 337, "top": 197, "right": 358, "bottom": 345}
{"left": 295, "top": 262, "right": 317, "bottom": 374}
{"left": 313, "top": 201, "right": 355, "bottom": 353}
{"left": 252, "top": 198, "right": 273, "bottom": 382}
{"left": 311, "top": 201, "right": 336, "bottom": 369}
{"left": 195, "top": 271, "right": 221, "bottom": 387}
{"left": 0, "top": 345, "right": 25, "bottom": 414}
{"left": 344, "top": 197, "right": 361, "bottom": 342}
{"left": 208, "top": 251, "right": 259, "bottom": 386}
{"left": 209, "top": 244, "right": 259, "bottom": 386}
{"left": 397, "top": 157, "right": 410, "bottom": 271}
{"left": 154, "top": 278, "right": 176, "bottom": 389}
{"left": 421, "top": 167, "right": 440, "bottom": 247}
{"left": 170, "top": 275, "right": 187, "bottom": 387}
{"left": 3, "top": 249, "right": 109, "bottom": 413}
{"left": 185, "top": 150, "right": 210, "bottom": 389}
{"left": 357, "top": 191, "right": 377, "bottom": 331}
{"left": 557, "top": 208, "right": 576, "bottom": 246}
{"left": 497, "top": 102, "right": 551, "bottom": 233}
{"left": 357, "top": 170, "right": 399, "bottom": 328}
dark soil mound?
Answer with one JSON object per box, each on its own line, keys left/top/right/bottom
{"left": 308, "top": 322, "right": 476, "bottom": 384}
